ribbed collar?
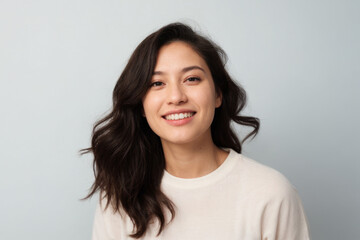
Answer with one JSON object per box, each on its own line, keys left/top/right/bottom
{"left": 161, "top": 148, "right": 238, "bottom": 189}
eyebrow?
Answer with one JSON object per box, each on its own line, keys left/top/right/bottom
{"left": 152, "top": 65, "right": 205, "bottom": 76}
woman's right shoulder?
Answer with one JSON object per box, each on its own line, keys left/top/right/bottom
{"left": 92, "top": 196, "right": 133, "bottom": 240}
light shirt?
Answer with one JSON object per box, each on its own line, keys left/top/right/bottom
{"left": 92, "top": 149, "right": 310, "bottom": 240}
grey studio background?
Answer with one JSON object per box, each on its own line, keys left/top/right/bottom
{"left": 0, "top": 0, "right": 359, "bottom": 239}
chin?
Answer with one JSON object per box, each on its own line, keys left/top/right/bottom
{"left": 160, "top": 131, "right": 208, "bottom": 146}
{"left": 161, "top": 137, "right": 194, "bottom": 145}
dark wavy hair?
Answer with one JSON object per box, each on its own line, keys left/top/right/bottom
{"left": 82, "top": 22, "right": 260, "bottom": 238}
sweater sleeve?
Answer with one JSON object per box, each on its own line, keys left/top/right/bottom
{"left": 92, "top": 201, "right": 112, "bottom": 240}
{"left": 91, "top": 199, "right": 130, "bottom": 240}
{"left": 260, "top": 180, "right": 310, "bottom": 240}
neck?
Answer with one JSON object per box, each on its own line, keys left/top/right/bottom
{"left": 161, "top": 132, "right": 228, "bottom": 178}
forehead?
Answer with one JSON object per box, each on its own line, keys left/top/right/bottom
{"left": 154, "top": 41, "right": 209, "bottom": 72}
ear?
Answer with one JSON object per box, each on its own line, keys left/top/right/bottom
{"left": 215, "top": 90, "right": 222, "bottom": 108}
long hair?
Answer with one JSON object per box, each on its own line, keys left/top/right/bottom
{"left": 82, "top": 22, "right": 260, "bottom": 238}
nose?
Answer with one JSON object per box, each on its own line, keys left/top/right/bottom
{"left": 167, "top": 83, "right": 187, "bottom": 105}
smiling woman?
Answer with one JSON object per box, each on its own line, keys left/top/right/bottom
{"left": 82, "top": 23, "right": 310, "bottom": 239}
{"left": 143, "top": 41, "right": 222, "bottom": 150}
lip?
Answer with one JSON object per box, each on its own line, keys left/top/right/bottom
{"left": 162, "top": 109, "right": 196, "bottom": 126}
{"left": 162, "top": 109, "right": 196, "bottom": 117}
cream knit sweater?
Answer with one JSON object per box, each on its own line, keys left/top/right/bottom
{"left": 92, "top": 149, "right": 310, "bottom": 240}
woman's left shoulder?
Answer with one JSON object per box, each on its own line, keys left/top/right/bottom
{"left": 230, "top": 152, "right": 310, "bottom": 239}
{"left": 231, "top": 151, "right": 300, "bottom": 200}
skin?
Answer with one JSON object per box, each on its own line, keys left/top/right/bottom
{"left": 142, "top": 41, "right": 228, "bottom": 178}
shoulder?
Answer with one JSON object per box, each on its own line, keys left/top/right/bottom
{"left": 229, "top": 151, "right": 299, "bottom": 202}
{"left": 229, "top": 151, "right": 310, "bottom": 239}
{"left": 92, "top": 196, "right": 133, "bottom": 240}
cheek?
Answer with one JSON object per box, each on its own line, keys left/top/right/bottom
{"left": 192, "top": 87, "right": 218, "bottom": 107}
{"left": 142, "top": 93, "right": 162, "bottom": 117}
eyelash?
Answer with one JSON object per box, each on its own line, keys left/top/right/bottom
{"left": 186, "top": 77, "right": 201, "bottom": 82}
{"left": 150, "top": 81, "right": 163, "bottom": 87}
{"left": 149, "top": 77, "right": 201, "bottom": 88}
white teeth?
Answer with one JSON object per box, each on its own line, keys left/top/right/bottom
{"left": 165, "top": 112, "right": 194, "bottom": 120}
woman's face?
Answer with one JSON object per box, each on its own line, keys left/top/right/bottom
{"left": 142, "top": 41, "right": 222, "bottom": 146}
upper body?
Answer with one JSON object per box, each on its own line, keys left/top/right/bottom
{"left": 85, "top": 23, "right": 310, "bottom": 240}
{"left": 92, "top": 149, "right": 310, "bottom": 240}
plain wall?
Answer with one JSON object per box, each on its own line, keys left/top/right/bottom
{"left": 1, "top": 0, "right": 359, "bottom": 239}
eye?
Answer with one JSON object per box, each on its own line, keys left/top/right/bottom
{"left": 186, "top": 77, "right": 201, "bottom": 82}
{"left": 150, "top": 81, "right": 164, "bottom": 87}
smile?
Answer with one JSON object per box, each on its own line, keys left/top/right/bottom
{"left": 163, "top": 112, "right": 195, "bottom": 120}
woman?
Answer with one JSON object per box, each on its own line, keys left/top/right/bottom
{"left": 84, "top": 23, "right": 310, "bottom": 239}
